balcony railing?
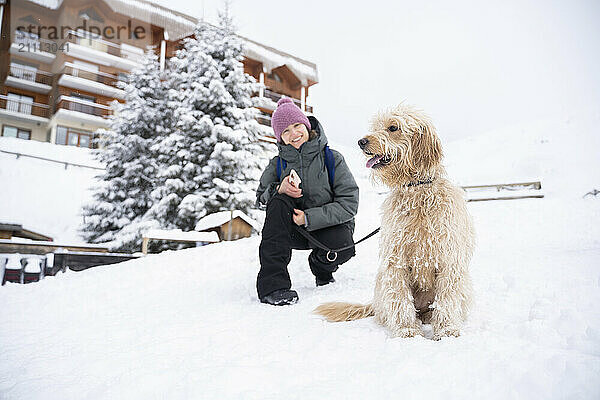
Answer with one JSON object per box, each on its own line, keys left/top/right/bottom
{"left": 8, "top": 63, "right": 53, "bottom": 86}
{"left": 263, "top": 88, "right": 313, "bottom": 113}
{"left": 0, "top": 95, "right": 50, "bottom": 118}
{"left": 64, "top": 30, "right": 144, "bottom": 62}
{"left": 60, "top": 63, "right": 124, "bottom": 88}
{"left": 256, "top": 113, "right": 272, "bottom": 127}
{"left": 56, "top": 96, "right": 113, "bottom": 118}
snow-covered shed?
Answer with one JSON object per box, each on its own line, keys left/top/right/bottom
{"left": 195, "top": 211, "right": 260, "bottom": 241}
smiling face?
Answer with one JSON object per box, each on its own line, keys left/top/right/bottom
{"left": 281, "top": 122, "right": 309, "bottom": 149}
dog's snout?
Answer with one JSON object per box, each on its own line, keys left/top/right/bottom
{"left": 358, "top": 138, "right": 369, "bottom": 149}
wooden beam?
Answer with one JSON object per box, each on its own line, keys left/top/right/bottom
{"left": 468, "top": 193, "right": 545, "bottom": 202}
{"left": 462, "top": 181, "right": 541, "bottom": 190}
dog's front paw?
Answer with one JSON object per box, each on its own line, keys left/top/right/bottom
{"left": 391, "top": 326, "right": 422, "bottom": 338}
{"left": 433, "top": 326, "right": 461, "bottom": 340}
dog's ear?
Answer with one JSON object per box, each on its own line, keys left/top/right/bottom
{"left": 412, "top": 121, "right": 443, "bottom": 170}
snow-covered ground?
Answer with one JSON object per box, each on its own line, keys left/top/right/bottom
{"left": 1, "top": 108, "right": 599, "bottom": 399}
{"left": 0, "top": 138, "right": 102, "bottom": 243}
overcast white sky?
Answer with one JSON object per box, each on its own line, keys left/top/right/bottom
{"left": 155, "top": 0, "right": 600, "bottom": 145}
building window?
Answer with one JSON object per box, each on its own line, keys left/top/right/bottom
{"left": 78, "top": 7, "right": 104, "bottom": 23}
{"left": 56, "top": 126, "right": 67, "bottom": 145}
{"left": 2, "top": 125, "right": 31, "bottom": 140}
{"left": 56, "top": 126, "right": 94, "bottom": 148}
{"left": 267, "top": 72, "right": 282, "bottom": 83}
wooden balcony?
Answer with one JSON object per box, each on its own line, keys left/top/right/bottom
{"left": 0, "top": 94, "right": 50, "bottom": 118}
{"left": 5, "top": 64, "right": 53, "bottom": 94}
{"left": 256, "top": 113, "right": 272, "bottom": 127}
{"left": 263, "top": 88, "right": 313, "bottom": 113}
{"left": 55, "top": 97, "right": 113, "bottom": 118}
{"left": 63, "top": 30, "right": 145, "bottom": 64}
{"left": 60, "top": 63, "right": 123, "bottom": 88}
{"left": 8, "top": 64, "right": 53, "bottom": 86}
{"left": 11, "top": 30, "right": 57, "bottom": 63}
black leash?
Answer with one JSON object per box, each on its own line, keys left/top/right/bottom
{"left": 287, "top": 180, "right": 433, "bottom": 262}
{"left": 294, "top": 226, "right": 380, "bottom": 262}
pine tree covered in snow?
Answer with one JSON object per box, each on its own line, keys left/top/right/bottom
{"left": 80, "top": 50, "right": 169, "bottom": 251}
{"left": 147, "top": 10, "right": 268, "bottom": 231}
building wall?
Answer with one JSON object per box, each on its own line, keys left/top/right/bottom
{"left": 218, "top": 218, "right": 252, "bottom": 241}
{"left": 1, "top": 85, "right": 49, "bottom": 105}
{"left": 0, "top": 119, "right": 48, "bottom": 141}
{"left": 2, "top": 0, "right": 317, "bottom": 149}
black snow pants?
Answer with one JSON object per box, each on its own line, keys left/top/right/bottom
{"left": 257, "top": 193, "right": 356, "bottom": 298}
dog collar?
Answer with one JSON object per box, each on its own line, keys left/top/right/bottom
{"left": 405, "top": 179, "right": 434, "bottom": 187}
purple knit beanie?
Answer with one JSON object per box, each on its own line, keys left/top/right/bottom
{"left": 271, "top": 98, "right": 311, "bottom": 142}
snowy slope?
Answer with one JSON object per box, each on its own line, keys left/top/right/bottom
{"left": 1, "top": 109, "right": 599, "bottom": 399}
{"left": 444, "top": 106, "right": 600, "bottom": 198}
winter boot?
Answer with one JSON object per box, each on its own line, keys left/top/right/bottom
{"left": 316, "top": 276, "right": 335, "bottom": 287}
{"left": 260, "top": 289, "right": 299, "bottom": 306}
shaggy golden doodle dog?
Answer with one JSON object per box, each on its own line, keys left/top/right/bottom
{"left": 314, "top": 104, "right": 475, "bottom": 340}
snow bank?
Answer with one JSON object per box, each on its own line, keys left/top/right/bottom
{"left": 0, "top": 137, "right": 103, "bottom": 169}
{"left": 444, "top": 106, "right": 600, "bottom": 199}
{"left": 145, "top": 229, "right": 219, "bottom": 242}
{"left": 0, "top": 137, "right": 101, "bottom": 243}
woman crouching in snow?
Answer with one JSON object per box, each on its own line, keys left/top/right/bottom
{"left": 255, "top": 98, "right": 359, "bottom": 306}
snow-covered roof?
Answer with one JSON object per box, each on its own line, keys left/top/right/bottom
{"left": 195, "top": 211, "right": 261, "bottom": 232}
{"left": 25, "top": 1, "right": 318, "bottom": 82}
{"left": 144, "top": 229, "right": 220, "bottom": 243}
{"left": 240, "top": 36, "right": 319, "bottom": 87}
{"left": 26, "top": 0, "right": 197, "bottom": 40}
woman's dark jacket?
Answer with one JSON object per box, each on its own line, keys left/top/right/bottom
{"left": 255, "top": 116, "right": 359, "bottom": 232}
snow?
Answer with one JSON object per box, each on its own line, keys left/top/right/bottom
{"left": 145, "top": 229, "right": 219, "bottom": 243}
{"left": 443, "top": 106, "right": 600, "bottom": 195}
{"left": 195, "top": 210, "right": 261, "bottom": 232}
{"left": 241, "top": 37, "right": 319, "bottom": 86}
{"left": 0, "top": 137, "right": 101, "bottom": 243}
{"left": 3, "top": 254, "right": 23, "bottom": 271}
{"left": 0, "top": 108, "right": 599, "bottom": 398}
{"left": 22, "top": 257, "right": 43, "bottom": 273}
{"left": 0, "top": 136, "right": 103, "bottom": 169}
{"left": 252, "top": 95, "right": 277, "bottom": 110}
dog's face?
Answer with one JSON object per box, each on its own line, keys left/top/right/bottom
{"left": 358, "top": 104, "right": 443, "bottom": 186}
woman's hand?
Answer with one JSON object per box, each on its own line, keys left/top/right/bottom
{"left": 293, "top": 209, "right": 306, "bottom": 226}
{"left": 277, "top": 176, "right": 302, "bottom": 198}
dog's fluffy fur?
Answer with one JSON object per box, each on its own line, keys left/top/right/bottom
{"left": 314, "top": 104, "right": 475, "bottom": 340}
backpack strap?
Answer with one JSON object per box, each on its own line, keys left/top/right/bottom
{"left": 323, "top": 145, "right": 336, "bottom": 188}
{"left": 276, "top": 147, "right": 335, "bottom": 187}
{"left": 276, "top": 157, "right": 287, "bottom": 181}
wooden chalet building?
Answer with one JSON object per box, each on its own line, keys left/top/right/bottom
{"left": 0, "top": 0, "right": 318, "bottom": 147}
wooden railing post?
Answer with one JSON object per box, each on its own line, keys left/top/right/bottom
{"left": 142, "top": 237, "right": 149, "bottom": 255}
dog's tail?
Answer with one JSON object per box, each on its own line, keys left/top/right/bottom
{"left": 313, "top": 302, "right": 374, "bottom": 322}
